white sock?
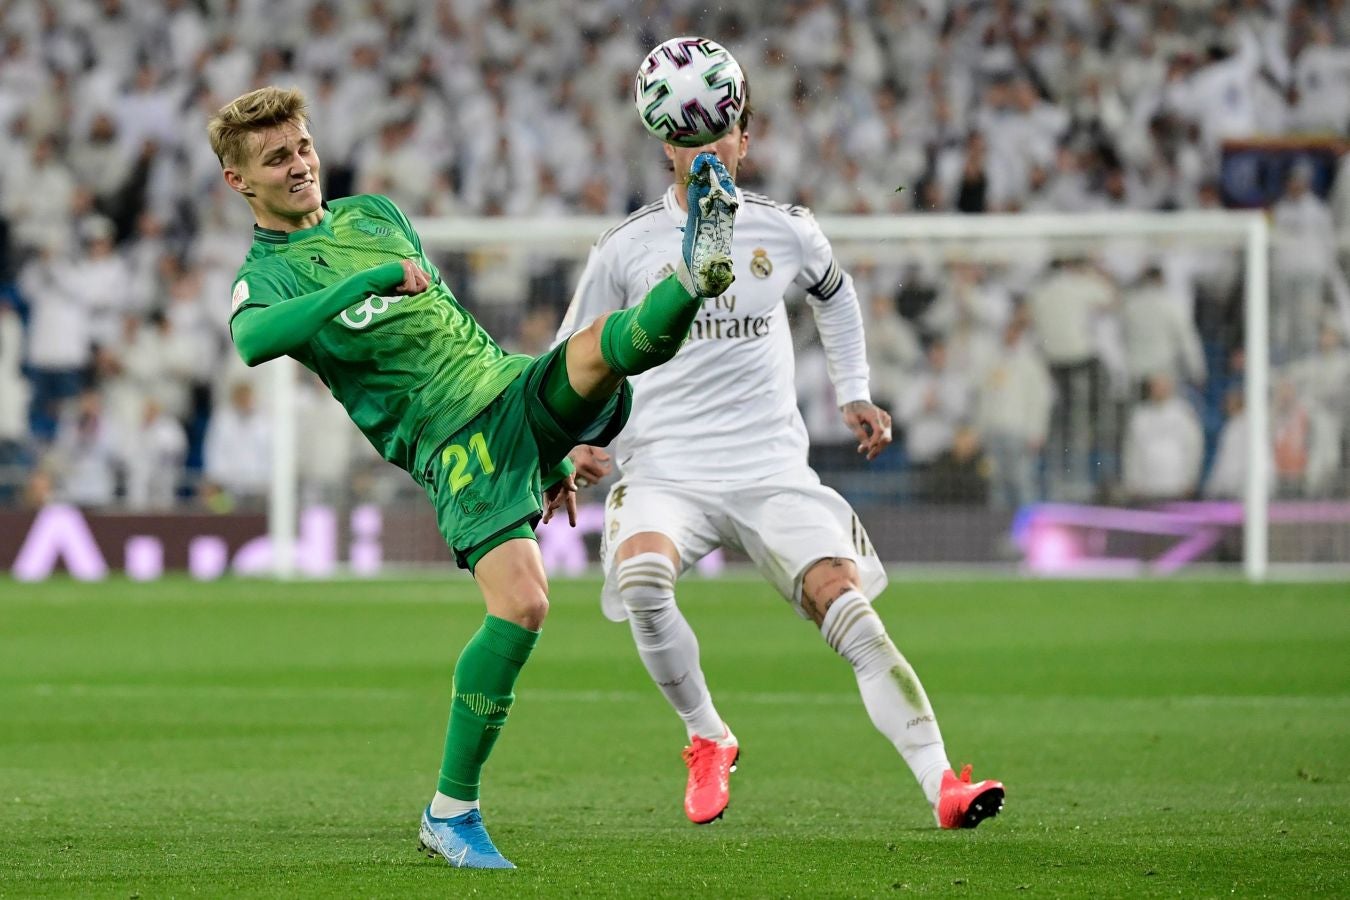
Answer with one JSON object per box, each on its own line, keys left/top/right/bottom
{"left": 429, "top": 791, "right": 479, "bottom": 819}
{"left": 821, "top": 590, "right": 951, "bottom": 805}
{"left": 617, "top": 553, "right": 727, "bottom": 741}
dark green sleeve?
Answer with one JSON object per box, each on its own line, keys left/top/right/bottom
{"left": 230, "top": 261, "right": 405, "bottom": 366}
{"left": 541, "top": 455, "right": 576, "bottom": 491}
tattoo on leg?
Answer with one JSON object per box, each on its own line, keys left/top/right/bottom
{"left": 801, "top": 593, "right": 821, "bottom": 622}
{"left": 804, "top": 559, "right": 864, "bottom": 624}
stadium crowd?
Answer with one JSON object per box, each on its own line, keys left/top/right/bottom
{"left": 1, "top": 0, "right": 1349, "bottom": 512}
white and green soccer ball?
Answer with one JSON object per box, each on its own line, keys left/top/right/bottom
{"left": 634, "top": 36, "right": 748, "bottom": 148}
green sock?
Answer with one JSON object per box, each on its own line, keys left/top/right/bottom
{"left": 437, "top": 615, "right": 540, "bottom": 801}
{"left": 599, "top": 272, "right": 703, "bottom": 376}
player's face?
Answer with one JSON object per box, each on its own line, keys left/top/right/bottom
{"left": 224, "top": 120, "right": 323, "bottom": 229}
{"left": 664, "top": 124, "right": 749, "bottom": 184}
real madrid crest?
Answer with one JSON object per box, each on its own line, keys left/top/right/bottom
{"left": 750, "top": 247, "right": 773, "bottom": 279}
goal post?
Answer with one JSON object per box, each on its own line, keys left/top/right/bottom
{"left": 268, "top": 209, "right": 1276, "bottom": 579}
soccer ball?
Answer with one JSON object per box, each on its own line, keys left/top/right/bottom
{"left": 634, "top": 36, "right": 748, "bottom": 148}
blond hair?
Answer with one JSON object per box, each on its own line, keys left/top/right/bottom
{"left": 207, "top": 86, "right": 309, "bottom": 168}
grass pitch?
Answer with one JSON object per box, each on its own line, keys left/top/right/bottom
{"left": 1, "top": 576, "right": 1347, "bottom": 897}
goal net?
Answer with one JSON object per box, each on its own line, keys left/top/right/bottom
{"left": 263, "top": 209, "right": 1350, "bottom": 580}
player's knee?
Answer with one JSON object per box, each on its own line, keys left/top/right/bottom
{"left": 563, "top": 313, "right": 628, "bottom": 393}
{"left": 616, "top": 552, "right": 678, "bottom": 637}
{"left": 801, "top": 557, "right": 863, "bottom": 625}
{"left": 817, "top": 591, "right": 898, "bottom": 676}
{"left": 494, "top": 587, "right": 548, "bottom": 631}
{"left": 617, "top": 552, "right": 677, "bottom": 612}
{"left": 516, "top": 590, "right": 549, "bottom": 630}
{"left": 481, "top": 560, "right": 550, "bottom": 629}
{"left": 571, "top": 313, "right": 607, "bottom": 362}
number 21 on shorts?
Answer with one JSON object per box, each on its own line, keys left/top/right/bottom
{"left": 441, "top": 432, "right": 494, "bottom": 495}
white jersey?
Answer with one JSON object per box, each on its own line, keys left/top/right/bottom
{"left": 557, "top": 186, "right": 870, "bottom": 481}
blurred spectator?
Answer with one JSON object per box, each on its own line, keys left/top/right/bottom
{"left": 354, "top": 104, "right": 447, "bottom": 216}
{"left": 954, "top": 131, "right": 991, "bottom": 214}
{"left": 1122, "top": 375, "right": 1203, "bottom": 501}
{"left": 65, "top": 111, "right": 153, "bottom": 237}
{"left": 70, "top": 215, "right": 132, "bottom": 350}
{"left": 897, "top": 337, "right": 972, "bottom": 468}
{"left": 1289, "top": 21, "right": 1350, "bottom": 134}
{"left": 295, "top": 374, "right": 366, "bottom": 505}
{"left": 1171, "top": 26, "right": 1262, "bottom": 151}
{"left": 1, "top": 134, "right": 75, "bottom": 258}
{"left": 1271, "top": 162, "right": 1338, "bottom": 363}
{"left": 862, "top": 291, "right": 921, "bottom": 413}
{"left": 1186, "top": 181, "right": 1245, "bottom": 350}
{"left": 923, "top": 261, "right": 1010, "bottom": 381}
{"left": 1204, "top": 388, "right": 1253, "bottom": 501}
{"left": 920, "top": 425, "right": 988, "bottom": 505}
{"left": 19, "top": 244, "right": 90, "bottom": 441}
{"left": 203, "top": 381, "right": 271, "bottom": 507}
{"left": 123, "top": 397, "right": 186, "bottom": 511}
{"left": 48, "top": 389, "right": 122, "bottom": 507}
{"left": 1272, "top": 377, "right": 1341, "bottom": 498}
{"left": 1283, "top": 322, "right": 1350, "bottom": 440}
{"left": 1119, "top": 264, "right": 1206, "bottom": 392}
{"left": 1026, "top": 258, "right": 1115, "bottom": 500}
{"left": 974, "top": 308, "right": 1053, "bottom": 510}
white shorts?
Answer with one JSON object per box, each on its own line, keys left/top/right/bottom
{"left": 599, "top": 467, "right": 888, "bottom": 622}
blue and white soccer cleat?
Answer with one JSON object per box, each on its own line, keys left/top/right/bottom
{"left": 679, "top": 151, "right": 739, "bottom": 298}
{"left": 418, "top": 806, "right": 516, "bottom": 869}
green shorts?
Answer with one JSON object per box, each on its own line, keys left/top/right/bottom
{"left": 416, "top": 341, "right": 631, "bottom": 571}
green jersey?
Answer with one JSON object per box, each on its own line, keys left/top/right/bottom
{"left": 228, "top": 194, "right": 528, "bottom": 474}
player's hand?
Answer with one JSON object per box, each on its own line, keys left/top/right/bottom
{"left": 542, "top": 472, "right": 578, "bottom": 526}
{"left": 568, "top": 445, "right": 611, "bottom": 488}
{"left": 393, "top": 259, "right": 431, "bottom": 295}
{"left": 842, "top": 400, "right": 893, "bottom": 461}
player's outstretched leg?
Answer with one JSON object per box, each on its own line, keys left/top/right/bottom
{"left": 616, "top": 547, "right": 739, "bottom": 824}
{"left": 802, "top": 559, "right": 1004, "bottom": 829}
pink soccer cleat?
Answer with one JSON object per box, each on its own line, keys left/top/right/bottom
{"left": 935, "top": 764, "right": 1004, "bottom": 829}
{"left": 682, "top": 733, "right": 739, "bottom": 824}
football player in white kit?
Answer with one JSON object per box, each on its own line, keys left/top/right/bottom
{"left": 556, "top": 106, "right": 1003, "bottom": 830}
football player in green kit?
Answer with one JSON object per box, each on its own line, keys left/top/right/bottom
{"left": 208, "top": 86, "right": 739, "bottom": 869}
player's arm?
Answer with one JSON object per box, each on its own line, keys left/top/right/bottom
{"left": 792, "top": 212, "right": 892, "bottom": 460}
{"left": 540, "top": 456, "right": 578, "bottom": 526}
{"left": 230, "top": 259, "right": 427, "bottom": 366}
